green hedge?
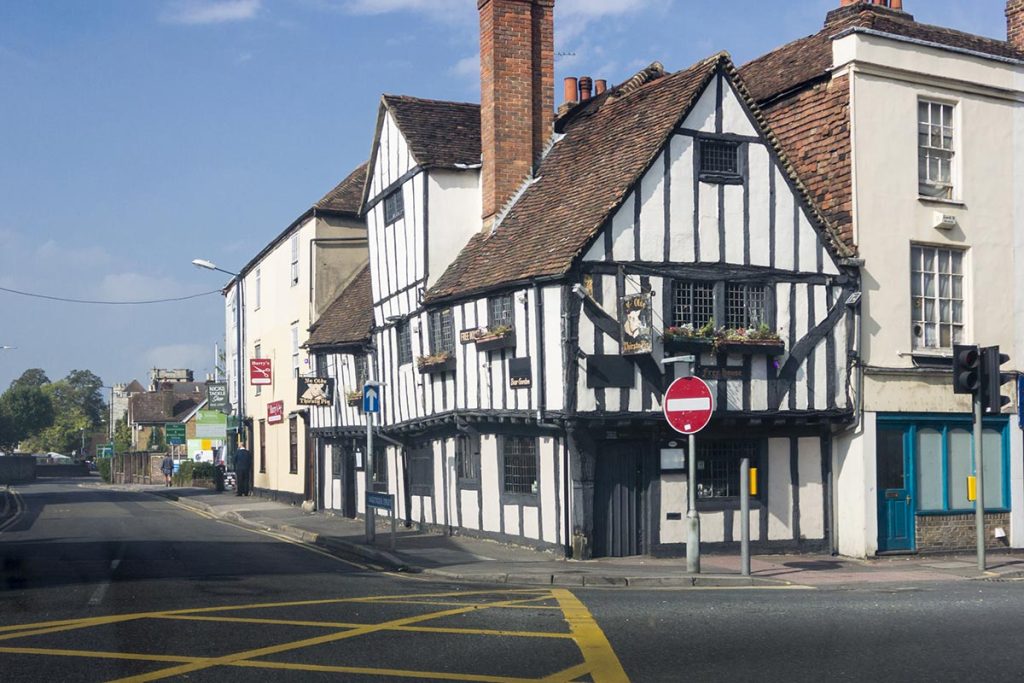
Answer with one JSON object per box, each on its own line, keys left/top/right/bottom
{"left": 171, "top": 460, "right": 217, "bottom": 486}
{"left": 98, "top": 458, "right": 111, "bottom": 483}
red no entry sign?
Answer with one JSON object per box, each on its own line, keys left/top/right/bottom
{"left": 663, "top": 376, "right": 714, "bottom": 434}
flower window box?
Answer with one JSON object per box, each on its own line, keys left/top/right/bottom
{"left": 475, "top": 326, "right": 516, "bottom": 353}
{"left": 417, "top": 352, "right": 456, "bottom": 375}
{"left": 346, "top": 391, "right": 362, "bottom": 407}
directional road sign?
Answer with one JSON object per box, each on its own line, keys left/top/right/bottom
{"left": 663, "top": 376, "right": 714, "bottom": 435}
{"left": 363, "top": 383, "right": 380, "bottom": 414}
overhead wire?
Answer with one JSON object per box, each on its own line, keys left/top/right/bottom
{"left": 0, "top": 285, "right": 221, "bottom": 305}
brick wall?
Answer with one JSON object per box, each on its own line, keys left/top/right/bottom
{"left": 915, "top": 512, "right": 1010, "bottom": 551}
{"left": 478, "top": 0, "right": 554, "bottom": 222}
{"left": 1008, "top": 0, "right": 1024, "bottom": 51}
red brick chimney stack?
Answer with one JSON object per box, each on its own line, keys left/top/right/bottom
{"left": 478, "top": 0, "right": 555, "bottom": 226}
{"left": 1009, "top": 1, "right": 1024, "bottom": 50}
{"left": 839, "top": 0, "right": 903, "bottom": 8}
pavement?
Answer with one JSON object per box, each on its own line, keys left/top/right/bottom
{"left": 94, "top": 482, "right": 1024, "bottom": 589}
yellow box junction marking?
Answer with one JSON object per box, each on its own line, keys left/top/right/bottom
{"left": 0, "top": 587, "right": 629, "bottom": 683}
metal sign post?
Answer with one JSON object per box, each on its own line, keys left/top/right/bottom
{"left": 363, "top": 381, "right": 380, "bottom": 544}
{"left": 662, "top": 355, "right": 715, "bottom": 575}
{"left": 740, "top": 456, "right": 750, "bottom": 576}
{"left": 973, "top": 391, "right": 985, "bottom": 572}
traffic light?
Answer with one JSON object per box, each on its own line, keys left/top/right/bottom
{"left": 952, "top": 344, "right": 981, "bottom": 394}
{"left": 980, "top": 345, "right": 1012, "bottom": 414}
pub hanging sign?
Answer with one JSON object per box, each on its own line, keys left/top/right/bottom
{"left": 620, "top": 292, "right": 653, "bottom": 355}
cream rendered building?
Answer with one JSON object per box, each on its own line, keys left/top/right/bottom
{"left": 225, "top": 163, "right": 367, "bottom": 503}
{"left": 746, "top": 0, "right": 1024, "bottom": 557}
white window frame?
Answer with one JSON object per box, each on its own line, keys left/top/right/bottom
{"left": 253, "top": 342, "right": 262, "bottom": 396}
{"left": 910, "top": 243, "right": 965, "bottom": 351}
{"left": 290, "top": 235, "right": 299, "bottom": 286}
{"left": 918, "top": 99, "right": 957, "bottom": 200}
{"left": 291, "top": 323, "right": 300, "bottom": 378}
{"left": 254, "top": 268, "right": 261, "bottom": 310}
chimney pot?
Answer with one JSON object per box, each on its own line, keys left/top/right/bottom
{"left": 595, "top": 79, "right": 607, "bottom": 95}
{"left": 579, "top": 76, "right": 593, "bottom": 101}
{"left": 563, "top": 76, "right": 579, "bottom": 104}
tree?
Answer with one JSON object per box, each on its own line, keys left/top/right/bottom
{"left": 21, "top": 369, "right": 108, "bottom": 454}
{"left": 10, "top": 368, "right": 50, "bottom": 391}
{"left": 0, "top": 385, "right": 55, "bottom": 452}
{"left": 113, "top": 417, "right": 132, "bottom": 454}
{"left": 147, "top": 426, "right": 165, "bottom": 451}
{"left": 58, "top": 370, "right": 106, "bottom": 428}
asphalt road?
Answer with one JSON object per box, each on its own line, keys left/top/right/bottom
{"left": 3, "top": 480, "right": 1024, "bottom": 682}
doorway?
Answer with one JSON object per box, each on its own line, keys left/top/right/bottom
{"left": 877, "top": 427, "right": 915, "bottom": 552}
{"left": 593, "top": 440, "right": 649, "bottom": 557}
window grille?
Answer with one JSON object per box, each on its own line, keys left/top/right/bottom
{"left": 397, "top": 321, "right": 413, "bottom": 365}
{"left": 725, "top": 284, "right": 766, "bottom": 329}
{"left": 918, "top": 101, "right": 954, "bottom": 199}
{"left": 488, "top": 294, "right": 514, "bottom": 328}
{"left": 289, "top": 417, "right": 298, "bottom": 474}
{"left": 671, "top": 281, "right": 715, "bottom": 328}
{"left": 429, "top": 309, "right": 455, "bottom": 355}
{"left": 383, "top": 188, "right": 404, "bottom": 225}
{"left": 696, "top": 440, "right": 759, "bottom": 499}
{"left": 911, "top": 244, "right": 964, "bottom": 349}
{"left": 503, "top": 436, "right": 538, "bottom": 495}
{"left": 700, "top": 139, "right": 739, "bottom": 176}
{"left": 455, "top": 434, "right": 481, "bottom": 482}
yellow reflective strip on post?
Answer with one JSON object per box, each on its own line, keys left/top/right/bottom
{"left": 967, "top": 475, "right": 977, "bottom": 502}
{"left": 750, "top": 467, "right": 758, "bottom": 496}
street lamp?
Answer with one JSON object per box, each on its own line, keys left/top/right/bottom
{"left": 192, "top": 258, "right": 245, "bottom": 435}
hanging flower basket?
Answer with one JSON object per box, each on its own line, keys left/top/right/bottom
{"left": 346, "top": 391, "right": 362, "bottom": 407}
{"left": 417, "top": 352, "right": 456, "bottom": 375}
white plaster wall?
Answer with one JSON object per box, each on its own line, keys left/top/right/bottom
{"left": 427, "top": 169, "right": 481, "bottom": 287}
{"left": 835, "top": 413, "right": 878, "bottom": 558}
{"left": 661, "top": 474, "right": 686, "bottom": 544}
{"left": 798, "top": 436, "right": 824, "bottom": 540}
{"left": 540, "top": 437, "right": 557, "bottom": 543}
{"left": 480, "top": 435, "right": 500, "bottom": 532}
{"left": 522, "top": 506, "right": 539, "bottom": 540}
{"left": 767, "top": 437, "right": 793, "bottom": 540}
{"left": 461, "top": 489, "right": 480, "bottom": 530}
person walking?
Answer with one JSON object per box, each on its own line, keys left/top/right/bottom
{"left": 160, "top": 453, "right": 174, "bottom": 487}
{"left": 234, "top": 437, "right": 253, "bottom": 497}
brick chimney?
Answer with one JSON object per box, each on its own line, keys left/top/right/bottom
{"left": 1009, "top": 1, "right": 1024, "bottom": 50}
{"left": 839, "top": 0, "right": 903, "bottom": 8}
{"left": 479, "top": 0, "right": 555, "bottom": 225}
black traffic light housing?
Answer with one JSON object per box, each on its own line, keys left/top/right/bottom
{"left": 980, "top": 345, "right": 1012, "bottom": 414}
{"left": 952, "top": 344, "right": 980, "bottom": 394}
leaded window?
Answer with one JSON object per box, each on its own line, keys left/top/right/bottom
{"left": 397, "top": 321, "right": 413, "bottom": 365}
{"left": 700, "top": 139, "right": 739, "bottom": 177}
{"left": 725, "top": 284, "right": 767, "bottom": 329}
{"left": 502, "top": 436, "right": 538, "bottom": 495}
{"left": 354, "top": 354, "right": 369, "bottom": 389}
{"left": 429, "top": 308, "right": 455, "bottom": 355}
{"left": 911, "top": 244, "right": 964, "bottom": 349}
{"left": 488, "top": 294, "right": 514, "bottom": 329}
{"left": 918, "top": 100, "right": 954, "bottom": 199}
{"left": 383, "top": 188, "right": 404, "bottom": 225}
{"left": 696, "top": 440, "right": 760, "bottom": 500}
{"left": 289, "top": 416, "right": 298, "bottom": 474}
{"left": 671, "top": 281, "right": 715, "bottom": 328}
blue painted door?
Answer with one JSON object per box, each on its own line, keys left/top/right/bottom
{"left": 877, "top": 428, "right": 914, "bottom": 552}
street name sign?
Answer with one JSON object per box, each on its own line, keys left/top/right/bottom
{"left": 366, "top": 492, "right": 393, "bottom": 511}
{"left": 663, "top": 376, "right": 714, "bottom": 435}
{"left": 165, "top": 423, "right": 186, "bottom": 445}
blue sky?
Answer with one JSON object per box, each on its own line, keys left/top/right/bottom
{"left": 0, "top": 0, "right": 1008, "bottom": 393}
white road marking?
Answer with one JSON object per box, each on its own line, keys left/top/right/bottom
{"left": 88, "top": 558, "right": 123, "bottom": 606}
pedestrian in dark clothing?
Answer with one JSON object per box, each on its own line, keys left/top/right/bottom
{"left": 160, "top": 454, "right": 174, "bottom": 487}
{"left": 234, "top": 438, "right": 253, "bottom": 497}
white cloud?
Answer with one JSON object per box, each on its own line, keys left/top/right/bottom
{"left": 141, "top": 344, "right": 213, "bottom": 373}
{"left": 161, "top": 0, "right": 262, "bottom": 25}
{"left": 95, "top": 272, "right": 204, "bottom": 303}
{"left": 35, "top": 240, "right": 112, "bottom": 269}
{"left": 341, "top": 0, "right": 464, "bottom": 16}
{"left": 449, "top": 54, "right": 478, "bottom": 79}
{"left": 559, "top": 0, "right": 663, "bottom": 20}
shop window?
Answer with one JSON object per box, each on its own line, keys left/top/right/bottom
{"left": 409, "top": 443, "right": 433, "bottom": 496}
{"left": 696, "top": 439, "right": 761, "bottom": 500}
{"left": 502, "top": 436, "right": 538, "bottom": 498}
{"left": 455, "top": 434, "right": 481, "bottom": 485}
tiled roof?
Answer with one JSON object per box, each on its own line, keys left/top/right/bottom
{"left": 426, "top": 55, "right": 721, "bottom": 302}
{"left": 742, "top": 5, "right": 1022, "bottom": 104}
{"left": 383, "top": 95, "right": 481, "bottom": 169}
{"left": 305, "top": 264, "right": 373, "bottom": 349}
{"left": 130, "top": 391, "right": 203, "bottom": 424}
{"left": 315, "top": 162, "right": 368, "bottom": 215}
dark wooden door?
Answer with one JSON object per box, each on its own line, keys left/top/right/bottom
{"left": 593, "top": 441, "right": 647, "bottom": 557}
{"left": 344, "top": 443, "right": 357, "bottom": 518}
